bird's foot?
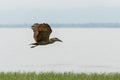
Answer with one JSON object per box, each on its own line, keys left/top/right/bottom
{"left": 31, "top": 46, "right": 37, "bottom": 48}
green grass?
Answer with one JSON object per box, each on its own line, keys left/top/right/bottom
{"left": 0, "top": 72, "right": 120, "bottom": 80}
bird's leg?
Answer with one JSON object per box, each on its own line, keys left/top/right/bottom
{"left": 29, "top": 43, "right": 38, "bottom": 45}
{"left": 29, "top": 43, "right": 39, "bottom": 48}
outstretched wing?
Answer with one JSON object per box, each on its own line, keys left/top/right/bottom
{"left": 37, "top": 23, "right": 52, "bottom": 42}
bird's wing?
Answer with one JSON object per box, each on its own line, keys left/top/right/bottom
{"left": 37, "top": 24, "right": 52, "bottom": 42}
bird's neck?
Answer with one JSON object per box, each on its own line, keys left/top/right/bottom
{"left": 49, "top": 39, "right": 56, "bottom": 44}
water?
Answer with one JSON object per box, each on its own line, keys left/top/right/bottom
{"left": 0, "top": 28, "right": 120, "bottom": 73}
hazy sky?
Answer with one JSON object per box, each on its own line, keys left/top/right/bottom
{"left": 0, "top": 0, "right": 120, "bottom": 24}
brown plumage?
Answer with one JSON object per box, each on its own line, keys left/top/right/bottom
{"left": 30, "top": 23, "right": 62, "bottom": 48}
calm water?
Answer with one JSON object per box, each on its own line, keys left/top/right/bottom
{"left": 0, "top": 28, "right": 120, "bottom": 73}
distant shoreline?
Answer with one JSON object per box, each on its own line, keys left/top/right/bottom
{"left": 0, "top": 23, "right": 120, "bottom": 28}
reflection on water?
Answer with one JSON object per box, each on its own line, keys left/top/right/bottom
{"left": 1, "top": 64, "right": 120, "bottom": 73}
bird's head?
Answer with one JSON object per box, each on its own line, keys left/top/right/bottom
{"left": 49, "top": 38, "right": 62, "bottom": 43}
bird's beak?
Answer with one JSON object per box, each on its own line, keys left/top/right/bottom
{"left": 57, "top": 39, "right": 63, "bottom": 42}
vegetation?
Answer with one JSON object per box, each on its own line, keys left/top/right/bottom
{"left": 0, "top": 72, "right": 120, "bottom": 80}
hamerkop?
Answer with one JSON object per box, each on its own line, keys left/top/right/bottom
{"left": 30, "top": 23, "right": 62, "bottom": 48}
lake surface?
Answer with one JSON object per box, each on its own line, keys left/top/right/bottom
{"left": 0, "top": 28, "right": 120, "bottom": 73}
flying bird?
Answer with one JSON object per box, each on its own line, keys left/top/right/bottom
{"left": 30, "top": 23, "right": 62, "bottom": 48}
